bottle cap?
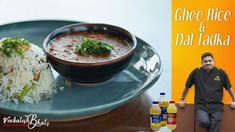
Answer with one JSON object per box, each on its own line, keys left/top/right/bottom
{"left": 152, "top": 101, "right": 158, "bottom": 104}
{"left": 169, "top": 101, "right": 175, "bottom": 103}
{"left": 160, "top": 93, "right": 165, "bottom": 95}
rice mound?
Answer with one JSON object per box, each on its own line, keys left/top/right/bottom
{"left": 0, "top": 38, "right": 56, "bottom": 104}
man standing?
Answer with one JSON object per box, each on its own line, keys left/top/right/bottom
{"left": 179, "top": 52, "right": 235, "bottom": 132}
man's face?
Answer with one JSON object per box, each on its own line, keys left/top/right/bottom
{"left": 201, "top": 56, "right": 215, "bottom": 71}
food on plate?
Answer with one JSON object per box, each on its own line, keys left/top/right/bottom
{"left": 76, "top": 38, "right": 113, "bottom": 55}
{"left": 0, "top": 37, "right": 56, "bottom": 104}
{"left": 48, "top": 31, "right": 132, "bottom": 63}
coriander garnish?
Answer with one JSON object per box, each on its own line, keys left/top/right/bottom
{"left": 0, "top": 37, "right": 31, "bottom": 58}
{"left": 76, "top": 38, "right": 113, "bottom": 55}
{"left": 17, "top": 81, "right": 37, "bottom": 101}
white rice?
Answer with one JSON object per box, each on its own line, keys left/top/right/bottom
{"left": 0, "top": 38, "right": 56, "bottom": 104}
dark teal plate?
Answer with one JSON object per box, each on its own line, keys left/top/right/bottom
{"left": 0, "top": 20, "right": 161, "bottom": 121}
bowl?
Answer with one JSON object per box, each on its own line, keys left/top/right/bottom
{"left": 43, "top": 23, "right": 137, "bottom": 83}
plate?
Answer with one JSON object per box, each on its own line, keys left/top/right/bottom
{"left": 0, "top": 20, "right": 161, "bottom": 121}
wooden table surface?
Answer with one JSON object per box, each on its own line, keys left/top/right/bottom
{"left": 0, "top": 94, "right": 155, "bottom": 132}
{"left": 3, "top": 100, "right": 234, "bottom": 132}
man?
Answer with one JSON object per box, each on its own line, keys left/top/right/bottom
{"left": 179, "top": 52, "right": 235, "bottom": 132}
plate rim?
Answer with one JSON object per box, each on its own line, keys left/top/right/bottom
{"left": 0, "top": 20, "right": 162, "bottom": 119}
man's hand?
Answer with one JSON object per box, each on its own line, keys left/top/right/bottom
{"left": 230, "top": 101, "right": 235, "bottom": 109}
{"left": 228, "top": 88, "right": 235, "bottom": 109}
{"left": 179, "top": 100, "right": 186, "bottom": 108}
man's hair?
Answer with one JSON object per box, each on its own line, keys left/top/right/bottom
{"left": 201, "top": 52, "right": 214, "bottom": 60}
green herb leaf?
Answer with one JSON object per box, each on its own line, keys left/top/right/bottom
{"left": 1, "top": 37, "right": 31, "bottom": 58}
{"left": 18, "top": 82, "right": 37, "bottom": 101}
{"left": 76, "top": 38, "right": 113, "bottom": 55}
{"left": 18, "top": 85, "right": 30, "bottom": 101}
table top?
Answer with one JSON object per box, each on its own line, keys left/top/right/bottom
{"left": 0, "top": 94, "right": 153, "bottom": 132}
